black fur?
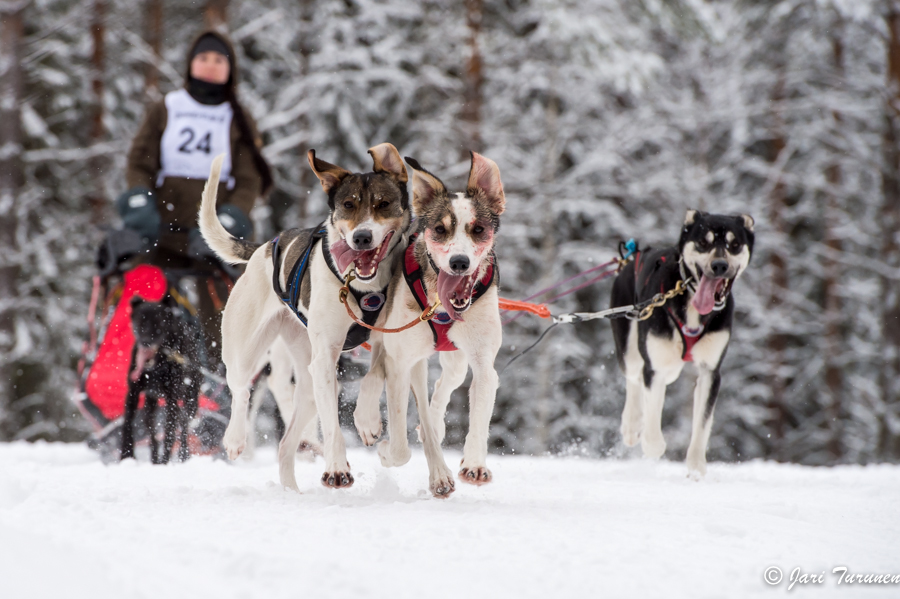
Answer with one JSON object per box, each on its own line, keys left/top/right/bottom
{"left": 120, "top": 295, "right": 202, "bottom": 464}
{"left": 610, "top": 211, "right": 754, "bottom": 455}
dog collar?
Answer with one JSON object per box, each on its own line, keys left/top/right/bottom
{"left": 678, "top": 257, "right": 698, "bottom": 294}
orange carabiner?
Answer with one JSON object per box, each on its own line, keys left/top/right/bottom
{"left": 498, "top": 297, "right": 551, "bottom": 319}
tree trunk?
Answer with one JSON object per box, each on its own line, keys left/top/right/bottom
{"left": 0, "top": 0, "right": 25, "bottom": 435}
{"left": 144, "top": 0, "right": 163, "bottom": 98}
{"left": 88, "top": 0, "right": 108, "bottom": 224}
{"left": 823, "top": 26, "right": 844, "bottom": 460}
{"left": 295, "top": 0, "right": 314, "bottom": 228}
{"left": 879, "top": 11, "right": 900, "bottom": 460}
{"left": 767, "top": 74, "right": 789, "bottom": 459}
{"left": 461, "top": 0, "right": 483, "bottom": 154}
{"left": 204, "top": 0, "right": 228, "bottom": 30}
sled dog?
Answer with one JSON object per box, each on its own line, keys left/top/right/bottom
{"left": 610, "top": 210, "right": 754, "bottom": 477}
{"left": 198, "top": 144, "right": 410, "bottom": 490}
{"left": 121, "top": 295, "right": 201, "bottom": 464}
{"left": 353, "top": 153, "right": 506, "bottom": 497}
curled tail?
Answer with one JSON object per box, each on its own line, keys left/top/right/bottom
{"left": 198, "top": 154, "right": 261, "bottom": 264}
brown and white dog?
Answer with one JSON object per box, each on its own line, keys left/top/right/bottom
{"left": 198, "top": 144, "right": 411, "bottom": 491}
{"left": 353, "top": 153, "right": 506, "bottom": 497}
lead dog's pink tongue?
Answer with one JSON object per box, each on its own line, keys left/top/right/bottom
{"left": 691, "top": 274, "right": 720, "bottom": 315}
{"left": 436, "top": 271, "right": 475, "bottom": 321}
{"left": 330, "top": 232, "right": 393, "bottom": 278}
{"left": 330, "top": 239, "right": 362, "bottom": 274}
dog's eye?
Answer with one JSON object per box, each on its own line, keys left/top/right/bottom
{"left": 377, "top": 201, "right": 390, "bottom": 210}
{"left": 729, "top": 241, "right": 741, "bottom": 252}
{"left": 343, "top": 201, "right": 355, "bottom": 210}
{"left": 473, "top": 225, "right": 484, "bottom": 235}
{"left": 434, "top": 225, "right": 446, "bottom": 235}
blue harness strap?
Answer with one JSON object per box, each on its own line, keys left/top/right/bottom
{"left": 271, "top": 224, "right": 327, "bottom": 327}
{"left": 271, "top": 223, "right": 389, "bottom": 352}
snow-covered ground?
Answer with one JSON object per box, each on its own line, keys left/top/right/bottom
{"left": 0, "top": 441, "right": 897, "bottom": 599}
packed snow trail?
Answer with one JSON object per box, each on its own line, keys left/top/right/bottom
{"left": 1, "top": 442, "right": 897, "bottom": 599}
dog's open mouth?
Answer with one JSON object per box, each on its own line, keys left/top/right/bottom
{"left": 436, "top": 269, "right": 479, "bottom": 321}
{"left": 331, "top": 230, "right": 395, "bottom": 282}
{"left": 691, "top": 274, "right": 733, "bottom": 315}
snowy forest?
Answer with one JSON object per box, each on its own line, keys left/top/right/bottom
{"left": 1, "top": 0, "right": 899, "bottom": 468}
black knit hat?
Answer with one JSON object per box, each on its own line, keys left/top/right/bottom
{"left": 191, "top": 33, "right": 230, "bottom": 60}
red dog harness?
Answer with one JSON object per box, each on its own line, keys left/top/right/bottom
{"left": 403, "top": 234, "right": 496, "bottom": 352}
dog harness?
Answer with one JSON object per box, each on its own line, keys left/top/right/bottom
{"left": 271, "top": 224, "right": 388, "bottom": 352}
{"left": 403, "top": 234, "right": 496, "bottom": 352}
{"left": 633, "top": 250, "right": 705, "bottom": 363}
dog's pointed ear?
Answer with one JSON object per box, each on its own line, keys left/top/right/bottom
{"left": 307, "top": 150, "right": 352, "bottom": 195}
{"left": 738, "top": 214, "right": 755, "bottom": 233}
{"left": 405, "top": 157, "right": 446, "bottom": 215}
{"left": 466, "top": 152, "right": 505, "bottom": 216}
{"left": 684, "top": 209, "right": 699, "bottom": 227}
{"left": 368, "top": 143, "right": 408, "bottom": 184}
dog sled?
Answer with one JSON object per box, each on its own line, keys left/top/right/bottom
{"left": 72, "top": 227, "right": 234, "bottom": 462}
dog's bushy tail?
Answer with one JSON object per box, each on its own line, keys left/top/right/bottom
{"left": 198, "top": 154, "right": 260, "bottom": 264}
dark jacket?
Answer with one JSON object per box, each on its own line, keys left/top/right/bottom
{"left": 126, "top": 30, "right": 265, "bottom": 255}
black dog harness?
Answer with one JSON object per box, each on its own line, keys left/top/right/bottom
{"left": 402, "top": 233, "right": 496, "bottom": 352}
{"left": 271, "top": 224, "right": 388, "bottom": 352}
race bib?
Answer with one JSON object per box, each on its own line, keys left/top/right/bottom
{"left": 157, "top": 89, "right": 234, "bottom": 187}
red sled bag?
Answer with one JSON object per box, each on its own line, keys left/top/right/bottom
{"left": 73, "top": 263, "right": 229, "bottom": 460}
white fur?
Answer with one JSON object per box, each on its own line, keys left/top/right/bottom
{"left": 243, "top": 337, "right": 321, "bottom": 460}
{"left": 618, "top": 303, "right": 733, "bottom": 477}
{"left": 353, "top": 244, "right": 503, "bottom": 497}
{"left": 198, "top": 158, "right": 405, "bottom": 491}
{"left": 427, "top": 195, "right": 484, "bottom": 277}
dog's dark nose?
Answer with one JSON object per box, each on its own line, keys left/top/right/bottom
{"left": 352, "top": 229, "right": 373, "bottom": 249}
{"left": 449, "top": 255, "right": 470, "bottom": 273}
{"left": 711, "top": 260, "right": 729, "bottom": 277}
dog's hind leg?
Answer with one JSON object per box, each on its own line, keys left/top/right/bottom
{"left": 686, "top": 367, "right": 721, "bottom": 479}
{"left": 410, "top": 358, "right": 454, "bottom": 497}
{"left": 277, "top": 327, "right": 319, "bottom": 491}
{"left": 428, "top": 350, "right": 468, "bottom": 445}
{"left": 354, "top": 336, "right": 385, "bottom": 446}
{"left": 244, "top": 376, "right": 269, "bottom": 460}
{"left": 620, "top": 321, "right": 644, "bottom": 447}
{"left": 221, "top": 316, "right": 282, "bottom": 461}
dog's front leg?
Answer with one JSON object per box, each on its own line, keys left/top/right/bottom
{"left": 428, "top": 350, "right": 468, "bottom": 445}
{"left": 120, "top": 378, "right": 142, "bottom": 460}
{"left": 377, "top": 353, "right": 412, "bottom": 468}
{"left": 354, "top": 336, "right": 385, "bottom": 446}
{"left": 145, "top": 393, "right": 161, "bottom": 464}
{"left": 307, "top": 330, "right": 353, "bottom": 488}
{"left": 459, "top": 357, "right": 499, "bottom": 485}
{"left": 410, "top": 358, "right": 454, "bottom": 497}
{"left": 162, "top": 392, "right": 179, "bottom": 465}
{"left": 685, "top": 367, "right": 721, "bottom": 478}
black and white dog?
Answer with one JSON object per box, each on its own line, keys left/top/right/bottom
{"left": 121, "top": 296, "right": 201, "bottom": 464}
{"left": 610, "top": 210, "right": 754, "bottom": 477}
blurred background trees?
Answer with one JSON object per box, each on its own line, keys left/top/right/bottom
{"left": 0, "top": 0, "right": 897, "bottom": 465}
